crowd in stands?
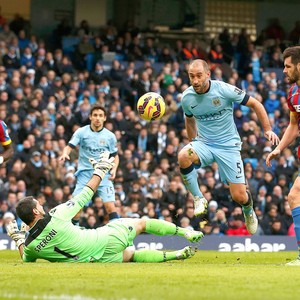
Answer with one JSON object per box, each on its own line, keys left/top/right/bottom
{"left": 0, "top": 15, "right": 299, "bottom": 236}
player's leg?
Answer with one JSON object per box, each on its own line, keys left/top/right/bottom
{"left": 286, "top": 176, "right": 300, "bottom": 266}
{"left": 126, "top": 218, "right": 198, "bottom": 262}
{"left": 104, "top": 219, "right": 199, "bottom": 263}
{"left": 178, "top": 142, "right": 213, "bottom": 216}
{"left": 98, "top": 181, "right": 119, "bottom": 221}
{"left": 229, "top": 183, "right": 258, "bottom": 234}
{"left": 215, "top": 148, "right": 258, "bottom": 234}
{"left": 130, "top": 246, "right": 196, "bottom": 262}
{"left": 103, "top": 201, "right": 119, "bottom": 221}
{"left": 121, "top": 218, "right": 204, "bottom": 242}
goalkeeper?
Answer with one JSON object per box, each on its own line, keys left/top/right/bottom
{"left": 7, "top": 151, "right": 204, "bottom": 263}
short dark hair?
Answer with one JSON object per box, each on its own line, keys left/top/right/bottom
{"left": 90, "top": 104, "right": 106, "bottom": 116}
{"left": 283, "top": 46, "right": 300, "bottom": 65}
{"left": 16, "top": 196, "right": 36, "bottom": 225}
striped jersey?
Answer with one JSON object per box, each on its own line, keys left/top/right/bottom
{"left": 0, "top": 120, "right": 11, "bottom": 146}
{"left": 287, "top": 83, "right": 300, "bottom": 128}
{"left": 286, "top": 83, "right": 300, "bottom": 158}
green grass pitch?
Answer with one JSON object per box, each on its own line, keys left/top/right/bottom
{"left": 1, "top": 250, "right": 300, "bottom": 300}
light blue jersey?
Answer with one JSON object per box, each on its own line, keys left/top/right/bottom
{"left": 182, "top": 80, "right": 249, "bottom": 149}
{"left": 69, "top": 125, "right": 118, "bottom": 202}
{"left": 181, "top": 80, "right": 250, "bottom": 184}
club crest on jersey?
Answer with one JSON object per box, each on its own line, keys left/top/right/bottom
{"left": 212, "top": 98, "right": 221, "bottom": 107}
{"left": 99, "top": 139, "right": 106, "bottom": 146}
{"left": 294, "top": 104, "right": 300, "bottom": 112}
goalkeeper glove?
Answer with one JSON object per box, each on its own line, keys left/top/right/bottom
{"left": 6, "top": 220, "right": 27, "bottom": 248}
{"left": 89, "top": 151, "right": 115, "bottom": 180}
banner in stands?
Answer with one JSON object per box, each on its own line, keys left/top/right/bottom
{"left": 134, "top": 235, "right": 296, "bottom": 252}
{"left": 1, "top": 234, "right": 296, "bottom": 252}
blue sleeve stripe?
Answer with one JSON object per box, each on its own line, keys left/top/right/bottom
{"left": 68, "top": 143, "right": 76, "bottom": 148}
{"left": 241, "top": 94, "right": 250, "bottom": 105}
{"left": 185, "top": 113, "right": 194, "bottom": 118}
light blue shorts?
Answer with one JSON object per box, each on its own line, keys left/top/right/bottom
{"left": 73, "top": 170, "right": 115, "bottom": 203}
{"left": 184, "top": 141, "right": 246, "bottom": 185}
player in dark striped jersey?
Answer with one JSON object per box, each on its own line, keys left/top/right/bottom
{"left": 266, "top": 46, "right": 300, "bottom": 266}
{"left": 0, "top": 118, "right": 14, "bottom": 165}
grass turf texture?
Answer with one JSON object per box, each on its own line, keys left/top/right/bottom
{"left": 1, "top": 250, "right": 300, "bottom": 300}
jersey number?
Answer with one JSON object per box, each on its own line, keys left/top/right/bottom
{"left": 235, "top": 162, "right": 243, "bottom": 179}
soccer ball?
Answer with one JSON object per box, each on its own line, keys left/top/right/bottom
{"left": 137, "top": 92, "right": 165, "bottom": 121}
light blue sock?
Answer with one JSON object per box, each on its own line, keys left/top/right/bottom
{"left": 291, "top": 206, "right": 300, "bottom": 257}
{"left": 180, "top": 164, "right": 204, "bottom": 198}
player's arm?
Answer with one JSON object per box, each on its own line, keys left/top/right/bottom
{"left": 109, "top": 153, "right": 119, "bottom": 180}
{"left": 266, "top": 112, "right": 298, "bottom": 167}
{"left": 59, "top": 144, "right": 74, "bottom": 162}
{"left": 59, "top": 129, "right": 81, "bottom": 162}
{"left": 245, "top": 96, "right": 280, "bottom": 145}
{"left": 0, "top": 121, "right": 14, "bottom": 164}
{"left": 6, "top": 221, "right": 26, "bottom": 259}
{"left": 0, "top": 142, "right": 14, "bottom": 165}
{"left": 51, "top": 152, "right": 115, "bottom": 220}
{"left": 185, "top": 116, "right": 197, "bottom": 141}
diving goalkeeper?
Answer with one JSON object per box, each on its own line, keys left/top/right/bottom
{"left": 7, "top": 152, "right": 204, "bottom": 263}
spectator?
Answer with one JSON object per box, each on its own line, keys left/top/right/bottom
{"left": 265, "top": 18, "right": 285, "bottom": 41}
{"left": 75, "top": 35, "right": 95, "bottom": 71}
{"left": 0, "top": 24, "right": 17, "bottom": 44}
{"left": 208, "top": 44, "right": 224, "bottom": 71}
{"left": 20, "top": 151, "right": 47, "bottom": 197}
{"left": 288, "top": 21, "right": 300, "bottom": 45}
{"left": 226, "top": 207, "right": 251, "bottom": 236}
{"left": 184, "top": 205, "right": 200, "bottom": 231}
{"left": 2, "top": 46, "right": 20, "bottom": 71}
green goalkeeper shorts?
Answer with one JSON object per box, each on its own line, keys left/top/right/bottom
{"left": 99, "top": 219, "right": 136, "bottom": 263}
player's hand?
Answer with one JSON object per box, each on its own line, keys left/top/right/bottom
{"left": 59, "top": 153, "right": 70, "bottom": 163}
{"left": 266, "top": 149, "right": 281, "bottom": 167}
{"left": 6, "top": 220, "right": 26, "bottom": 248}
{"left": 108, "top": 168, "right": 116, "bottom": 181}
{"left": 264, "top": 131, "right": 280, "bottom": 145}
{"left": 89, "top": 151, "right": 115, "bottom": 180}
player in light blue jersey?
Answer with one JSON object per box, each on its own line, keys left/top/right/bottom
{"left": 178, "top": 59, "right": 280, "bottom": 235}
{"left": 59, "top": 104, "right": 120, "bottom": 221}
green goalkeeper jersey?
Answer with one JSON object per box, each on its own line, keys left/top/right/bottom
{"left": 23, "top": 187, "right": 110, "bottom": 262}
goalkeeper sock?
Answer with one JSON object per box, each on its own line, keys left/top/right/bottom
{"left": 291, "top": 206, "right": 300, "bottom": 257}
{"left": 145, "top": 219, "right": 187, "bottom": 237}
{"left": 180, "top": 164, "right": 204, "bottom": 198}
{"left": 133, "top": 250, "right": 177, "bottom": 262}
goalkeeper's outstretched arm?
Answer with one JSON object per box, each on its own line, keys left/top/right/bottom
{"left": 6, "top": 221, "right": 26, "bottom": 259}
{"left": 52, "top": 152, "right": 116, "bottom": 220}
{"left": 86, "top": 152, "right": 115, "bottom": 191}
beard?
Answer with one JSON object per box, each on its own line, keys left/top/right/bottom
{"left": 287, "top": 69, "right": 300, "bottom": 84}
{"left": 193, "top": 81, "right": 208, "bottom": 94}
